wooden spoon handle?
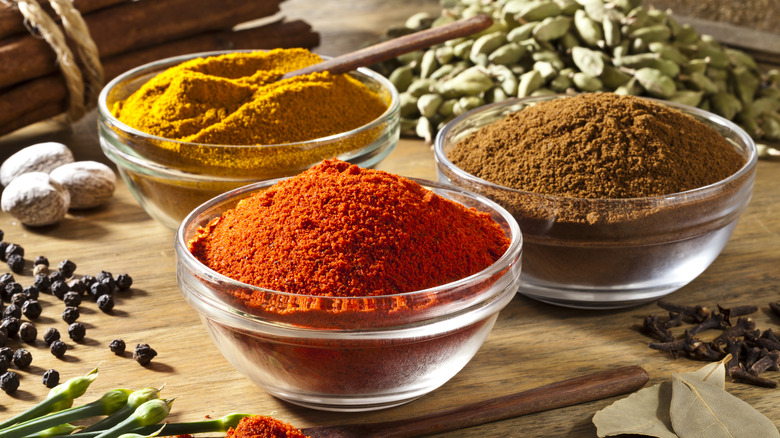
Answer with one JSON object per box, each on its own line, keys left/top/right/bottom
{"left": 303, "top": 365, "right": 649, "bottom": 438}
{"left": 281, "top": 14, "right": 493, "bottom": 80}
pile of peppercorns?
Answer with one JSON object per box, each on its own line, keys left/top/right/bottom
{"left": 0, "top": 228, "right": 154, "bottom": 395}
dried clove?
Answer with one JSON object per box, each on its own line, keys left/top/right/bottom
{"left": 749, "top": 350, "right": 780, "bottom": 375}
{"left": 730, "top": 366, "right": 778, "bottom": 388}
{"left": 688, "top": 313, "right": 726, "bottom": 336}
{"left": 657, "top": 301, "right": 710, "bottom": 323}
{"left": 769, "top": 302, "right": 780, "bottom": 318}
{"left": 718, "top": 304, "right": 758, "bottom": 325}
{"left": 714, "top": 317, "right": 757, "bottom": 343}
{"left": 644, "top": 315, "right": 675, "bottom": 342}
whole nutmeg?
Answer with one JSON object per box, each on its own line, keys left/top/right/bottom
{"left": 0, "top": 142, "right": 74, "bottom": 187}
{"left": 50, "top": 161, "right": 116, "bottom": 209}
{"left": 1, "top": 172, "right": 70, "bottom": 226}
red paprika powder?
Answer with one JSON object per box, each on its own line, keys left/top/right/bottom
{"left": 189, "top": 158, "right": 510, "bottom": 300}
{"left": 225, "top": 415, "right": 309, "bottom": 438}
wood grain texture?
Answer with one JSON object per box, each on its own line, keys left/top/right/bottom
{"left": 0, "top": 1, "right": 778, "bottom": 437}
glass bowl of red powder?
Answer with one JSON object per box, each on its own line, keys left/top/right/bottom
{"left": 175, "top": 163, "right": 523, "bottom": 412}
{"left": 98, "top": 50, "right": 400, "bottom": 231}
{"left": 435, "top": 93, "right": 757, "bottom": 309}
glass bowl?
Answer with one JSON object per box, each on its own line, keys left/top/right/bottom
{"left": 175, "top": 178, "right": 523, "bottom": 412}
{"left": 434, "top": 95, "right": 757, "bottom": 309}
{"left": 98, "top": 51, "right": 400, "bottom": 231}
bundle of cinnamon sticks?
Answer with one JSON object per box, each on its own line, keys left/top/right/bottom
{"left": 0, "top": 0, "right": 320, "bottom": 137}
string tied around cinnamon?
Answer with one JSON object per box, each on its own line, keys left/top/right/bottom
{"left": 1, "top": 0, "right": 103, "bottom": 122}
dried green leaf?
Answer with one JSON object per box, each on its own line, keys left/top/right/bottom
{"left": 670, "top": 372, "right": 780, "bottom": 438}
{"left": 593, "top": 382, "right": 677, "bottom": 438}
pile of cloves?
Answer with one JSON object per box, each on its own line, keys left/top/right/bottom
{"left": 642, "top": 300, "right": 780, "bottom": 388}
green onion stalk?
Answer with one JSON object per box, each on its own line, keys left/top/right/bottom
{"left": 81, "top": 386, "right": 163, "bottom": 433}
{"left": 0, "top": 366, "right": 99, "bottom": 430}
{"left": 25, "top": 424, "right": 82, "bottom": 438}
{"left": 116, "top": 425, "right": 165, "bottom": 438}
{"left": 65, "top": 413, "right": 251, "bottom": 438}
{"left": 92, "top": 399, "right": 175, "bottom": 438}
{"left": 0, "top": 388, "right": 132, "bottom": 438}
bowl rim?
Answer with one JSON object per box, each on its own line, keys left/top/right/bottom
{"left": 433, "top": 93, "right": 758, "bottom": 204}
{"left": 97, "top": 49, "right": 400, "bottom": 150}
{"left": 174, "top": 175, "right": 523, "bottom": 305}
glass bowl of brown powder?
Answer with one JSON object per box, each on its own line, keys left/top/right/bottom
{"left": 98, "top": 49, "right": 400, "bottom": 231}
{"left": 435, "top": 93, "right": 757, "bottom": 309}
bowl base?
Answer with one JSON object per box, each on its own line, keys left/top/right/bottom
{"left": 517, "top": 280, "right": 692, "bottom": 309}
{"left": 270, "top": 391, "right": 424, "bottom": 412}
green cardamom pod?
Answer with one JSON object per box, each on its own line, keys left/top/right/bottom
{"left": 631, "top": 37, "right": 648, "bottom": 54}
{"left": 419, "top": 49, "right": 439, "bottom": 79}
{"left": 735, "top": 107, "right": 760, "bottom": 138}
{"left": 555, "top": 0, "right": 580, "bottom": 15}
{"left": 471, "top": 32, "right": 508, "bottom": 59}
{"left": 612, "top": 0, "right": 641, "bottom": 13}
{"left": 437, "top": 66, "right": 495, "bottom": 97}
{"left": 602, "top": 14, "right": 621, "bottom": 47}
{"left": 505, "top": 0, "right": 562, "bottom": 23}
{"left": 532, "top": 16, "right": 572, "bottom": 41}
{"left": 534, "top": 61, "right": 558, "bottom": 81}
{"left": 389, "top": 65, "right": 414, "bottom": 92}
{"left": 399, "top": 92, "right": 420, "bottom": 118}
{"left": 486, "top": 86, "right": 509, "bottom": 103}
{"left": 634, "top": 67, "right": 676, "bottom": 97}
{"left": 573, "top": 9, "right": 603, "bottom": 46}
{"left": 531, "top": 88, "right": 557, "bottom": 97}
{"left": 649, "top": 58, "right": 680, "bottom": 78}
{"left": 400, "top": 117, "right": 417, "bottom": 133}
{"left": 624, "top": 6, "right": 650, "bottom": 31}
{"left": 435, "top": 46, "right": 454, "bottom": 65}
{"left": 760, "top": 86, "right": 780, "bottom": 100}
{"left": 416, "top": 116, "right": 434, "bottom": 144}
{"left": 560, "top": 31, "right": 580, "bottom": 50}
{"left": 429, "top": 63, "right": 455, "bottom": 81}
{"left": 488, "top": 42, "right": 527, "bottom": 65}
{"left": 682, "top": 59, "right": 708, "bottom": 75}
{"left": 612, "top": 40, "right": 630, "bottom": 59}
{"left": 507, "top": 21, "right": 540, "bottom": 43}
{"left": 438, "top": 99, "right": 457, "bottom": 117}
{"left": 766, "top": 69, "right": 780, "bottom": 85}
{"left": 696, "top": 44, "right": 730, "bottom": 69}
{"left": 572, "top": 72, "right": 604, "bottom": 92}
{"left": 732, "top": 67, "right": 760, "bottom": 105}
{"left": 600, "top": 65, "right": 632, "bottom": 89}
{"left": 613, "top": 52, "right": 658, "bottom": 69}
{"left": 648, "top": 42, "right": 688, "bottom": 64}
{"left": 760, "top": 113, "right": 780, "bottom": 140}
{"left": 407, "top": 78, "right": 435, "bottom": 97}
{"left": 396, "top": 50, "right": 424, "bottom": 67}
{"left": 549, "top": 72, "right": 574, "bottom": 92}
{"left": 750, "top": 96, "right": 780, "bottom": 116}
{"left": 571, "top": 46, "right": 605, "bottom": 76}
{"left": 614, "top": 77, "right": 643, "bottom": 96}
{"left": 417, "top": 93, "right": 444, "bottom": 118}
{"left": 725, "top": 48, "right": 758, "bottom": 71}
{"left": 710, "top": 91, "right": 743, "bottom": 120}
{"left": 668, "top": 90, "right": 704, "bottom": 107}
{"left": 531, "top": 50, "right": 565, "bottom": 70}
{"left": 518, "top": 69, "right": 544, "bottom": 97}
{"left": 453, "top": 40, "right": 475, "bottom": 59}
{"left": 453, "top": 96, "right": 485, "bottom": 116}
{"left": 405, "top": 12, "right": 433, "bottom": 30}
{"left": 490, "top": 64, "right": 520, "bottom": 96}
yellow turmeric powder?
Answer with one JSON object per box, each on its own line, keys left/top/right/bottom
{"left": 112, "top": 48, "right": 388, "bottom": 145}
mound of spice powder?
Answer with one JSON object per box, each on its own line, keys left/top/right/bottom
{"left": 188, "top": 159, "right": 510, "bottom": 299}
{"left": 226, "top": 416, "right": 310, "bottom": 438}
{"left": 448, "top": 93, "right": 745, "bottom": 199}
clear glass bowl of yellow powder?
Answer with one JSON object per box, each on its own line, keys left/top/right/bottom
{"left": 98, "top": 49, "right": 400, "bottom": 230}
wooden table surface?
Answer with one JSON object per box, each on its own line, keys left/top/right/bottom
{"left": 1, "top": 1, "right": 779, "bottom": 437}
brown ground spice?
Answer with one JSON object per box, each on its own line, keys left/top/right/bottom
{"left": 448, "top": 93, "right": 745, "bottom": 199}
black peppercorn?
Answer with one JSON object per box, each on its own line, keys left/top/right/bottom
{"left": 0, "top": 356, "right": 7, "bottom": 374}
{"left": 0, "top": 242, "right": 7, "bottom": 261}
{"left": 7, "top": 254, "right": 24, "bottom": 274}
{"left": 12, "top": 348, "right": 32, "bottom": 369}
{"left": 22, "top": 300, "right": 42, "bottom": 319}
{"left": 63, "top": 291, "right": 82, "bottom": 307}
{"left": 2, "top": 304, "right": 21, "bottom": 320}
{"left": 97, "top": 271, "right": 116, "bottom": 292}
{"left": 19, "top": 322, "right": 36, "bottom": 343}
{"left": 0, "top": 272, "right": 13, "bottom": 288}
{"left": 58, "top": 259, "right": 77, "bottom": 278}
{"left": 133, "top": 343, "right": 157, "bottom": 365}
{"left": 49, "top": 271, "right": 64, "bottom": 284}
{"left": 2, "top": 282, "right": 21, "bottom": 302}
{"left": 0, "top": 347, "right": 12, "bottom": 362}
{"left": 0, "top": 229, "right": 4, "bottom": 241}
{"left": 68, "top": 279, "right": 86, "bottom": 295}
{"left": 0, "top": 371, "right": 19, "bottom": 393}
{"left": 89, "top": 282, "right": 110, "bottom": 301}
{"left": 115, "top": 273, "right": 133, "bottom": 291}
{"left": 10, "top": 293, "right": 25, "bottom": 306}
{"left": 50, "top": 340, "right": 67, "bottom": 358}
{"left": 4, "top": 243, "right": 23, "bottom": 260}
{"left": 68, "top": 322, "right": 86, "bottom": 342}
{"left": 97, "top": 294, "right": 114, "bottom": 313}
{"left": 1, "top": 317, "right": 19, "bottom": 338}
{"left": 109, "top": 339, "right": 125, "bottom": 355}
{"left": 61, "top": 306, "right": 80, "bottom": 324}
{"left": 43, "top": 327, "right": 60, "bottom": 345}
{"left": 81, "top": 274, "right": 97, "bottom": 288}
{"left": 22, "top": 285, "right": 39, "bottom": 300}
{"left": 34, "top": 256, "right": 49, "bottom": 267}
{"left": 33, "top": 274, "right": 50, "bottom": 293}
{"left": 51, "top": 281, "right": 69, "bottom": 299}
{"left": 0, "top": 327, "right": 6, "bottom": 348}
{"left": 42, "top": 369, "right": 59, "bottom": 388}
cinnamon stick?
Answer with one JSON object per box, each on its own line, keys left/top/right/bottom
{"left": 0, "top": 0, "right": 285, "bottom": 90}
{"left": 0, "top": 0, "right": 129, "bottom": 40}
{"left": 0, "top": 19, "right": 320, "bottom": 137}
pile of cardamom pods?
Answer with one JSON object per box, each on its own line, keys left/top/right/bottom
{"left": 373, "top": 0, "right": 780, "bottom": 157}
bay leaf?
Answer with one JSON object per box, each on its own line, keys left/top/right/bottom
{"left": 593, "top": 381, "right": 678, "bottom": 438}
{"left": 670, "top": 373, "right": 780, "bottom": 438}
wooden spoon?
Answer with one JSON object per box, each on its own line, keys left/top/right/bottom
{"left": 281, "top": 14, "right": 494, "bottom": 80}
{"left": 302, "top": 365, "right": 649, "bottom": 437}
